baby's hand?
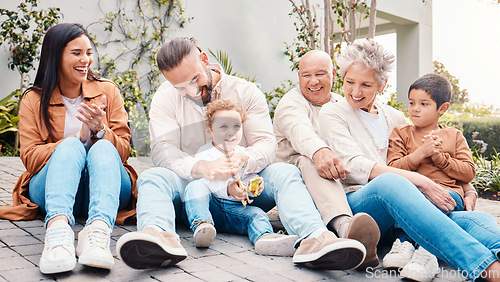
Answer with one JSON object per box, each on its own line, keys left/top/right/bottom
{"left": 227, "top": 180, "right": 247, "bottom": 201}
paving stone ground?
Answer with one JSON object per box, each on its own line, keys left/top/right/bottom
{"left": 1, "top": 156, "right": 499, "bottom": 281}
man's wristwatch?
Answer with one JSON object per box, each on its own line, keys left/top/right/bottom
{"left": 93, "top": 125, "right": 106, "bottom": 139}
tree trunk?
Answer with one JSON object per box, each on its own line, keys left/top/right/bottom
{"left": 349, "top": 7, "right": 356, "bottom": 43}
{"left": 304, "top": 0, "right": 316, "bottom": 49}
{"left": 368, "top": 0, "right": 377, "bottom": 38}
{"left": 324, "top": 0, "right": 330, "bottom": 54}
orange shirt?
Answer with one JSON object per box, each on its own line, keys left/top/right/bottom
{"left": 388, "top": 124, "right": 475, "bottom": 198}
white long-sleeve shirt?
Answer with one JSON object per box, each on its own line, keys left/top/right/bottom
{"left": 195, "top": 143, "right": 259, "bottom": 200}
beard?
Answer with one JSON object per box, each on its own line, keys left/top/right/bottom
{"left": 184, "top": 66, "right": 213, "bottom": 107}
{"left": 202, "top": 66, "right": 213, "bottom": 106}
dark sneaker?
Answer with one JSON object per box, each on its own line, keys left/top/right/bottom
{"left": 293, "top": 231, "right": 366, "bottom": 270}
{"left": 346, "top": 212, "right": 381, "bottom": 269}
{"left": 116, "top": 227, "right": 187, "bottom": 269}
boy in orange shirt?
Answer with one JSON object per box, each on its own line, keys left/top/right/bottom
{"left": 384, "top": 73, "right": 477, "bottom": 281}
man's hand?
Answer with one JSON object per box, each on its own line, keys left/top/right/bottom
{"left": 312, "top": 147, "right": 350, "bottom": 180}
{"left": 228, "top": 152, "right": 249, "bottom": 172}
{"left": 192, "top": 154, "right": 239, "bottom": 180}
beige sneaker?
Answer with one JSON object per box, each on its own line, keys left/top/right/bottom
{"left": 193, "top": 223, "right": 216, "bottom": 248}
{"left": 346, "top": 213, "right": 381, "bottom": 269}
{"left": 293, "top": 231, "right": 366, "bottom": 270}
{"left": 382, "top": 239, "right": 415, "bottom": 269}
{"left": 116, "top": 227, "right": 187, "bottom": 269}
{"left": 400, "top": 246, "right": 439, "bottom": 282}
{"left": 39, "top": 220, "right": 76, "bottom": 274}
{"left": 254, "top": 232, "right": 299, "bottom": 257}
{"left": 76, "top": 220, "right": 114, "bottom": 269}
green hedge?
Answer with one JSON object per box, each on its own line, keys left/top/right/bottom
{"left": 443, "top": 117, "right": 500, "bottom": 158}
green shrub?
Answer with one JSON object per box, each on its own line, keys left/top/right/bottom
{"left": 443, "top": 117, "right": 500, "bottom": 159}
{"left": 0, "top": 90, "right": 20, "bottom": 156}
{"left": 472, "top": 149, "right": 500, "bottom": 192}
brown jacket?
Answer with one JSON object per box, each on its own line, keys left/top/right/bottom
{"left": 0, "top": 78, "right": 138, "bottom": 224}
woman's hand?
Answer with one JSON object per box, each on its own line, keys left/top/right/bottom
{"left": 76, "top": 95, "right": 107, "bottom": 140}
{"left": 416, "top": 174, "right": 457, "bottom": 213}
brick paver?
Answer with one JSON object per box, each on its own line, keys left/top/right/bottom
{"left": 1, "top": 157, "right": 497, "bottom": 281}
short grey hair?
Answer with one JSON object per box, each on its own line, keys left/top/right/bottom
{"left": 337, "top": 38, "right": 395, "bottom": 86}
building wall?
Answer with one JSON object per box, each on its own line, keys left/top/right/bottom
{"left": 0, "top": 0, "right": 432, "bottom": 102}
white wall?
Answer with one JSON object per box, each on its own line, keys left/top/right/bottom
{"left": 0, "top": 0, "right": 432, "bottom": 100}
{"left": 0, "top": 0, "right": 298, "bottom": 99}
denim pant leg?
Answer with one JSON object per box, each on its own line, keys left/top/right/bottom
{"left": 390, "top": 189, "right": 465, "bottom": 243}
{"left": 184, "top": 179, "right": 214, "bottom": 232}
{"left": 136, "top": 167, "right": 188, "bottom": 235}
{"left": 449, "top": 211, "right": 500, "bottom": 279}
{"left": 448, "top": 190, "right": 465, "bottom": 211}
{"left": 346, "top": 173, "right": 497, "bottom": 281}
{"left": 255, "top": 163, "right": 327, "bottom": 239}
{"left": 211, "top": 198, "right": 273, "bottom": 245}
{"left": 29, "top": 137, "right": 87, "bottom": 227}
{"left": 84, "top": 139, "right": 132, "bottom": 228}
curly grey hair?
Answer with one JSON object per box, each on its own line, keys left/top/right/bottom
{"left": 337, "top": 38, "right": 395, "bottom": 86}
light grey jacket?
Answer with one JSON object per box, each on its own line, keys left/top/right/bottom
{"left": 273, "top": 87, "right": 342, "bottom": 164}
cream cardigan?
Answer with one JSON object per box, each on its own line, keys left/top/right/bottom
{"left": 319, "top": 98, "right": 408, "bottom": 193}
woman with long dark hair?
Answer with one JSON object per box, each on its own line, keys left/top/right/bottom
{"left": 0, "top": 23, "right": 137, "bottom": 274}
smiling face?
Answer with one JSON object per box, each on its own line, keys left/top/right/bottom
{"left": 298, "top": 51, "right": 335, "bottom": 105}
{"left": 408, "top": 88, "right": 448, "bottom": 131}
{"left": 162, "top": 50, "right": 213, "bottom": 106}
{"left": 343, "top": 63, "right": 386, "bottom": 113}
{"left": 58, "top": 35, "right": 93, "bottom": 90}
{"left": 210, "top": 109, "right": 243, "bottom": 152}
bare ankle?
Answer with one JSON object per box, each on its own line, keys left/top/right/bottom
{"left": 46, "top": 215, "right": 69, "bottom": 228}
{"left": 483, "top": 261, "right": 500, "bottom": 282}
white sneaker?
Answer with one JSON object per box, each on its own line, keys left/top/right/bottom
{"left": 193, "top": 223, "right": 216, "bottom": 248}
{"left": 76, "top": 220, "right": 114, "bottom": 269}
{"left": 254, "top": 232, "right": 300, "bottom": 257}
{"left": 382, "top": 239, "right": 415, "bottom": 269}
{"left": 39, "top": 220, "right": 76, "bottom": 274}
{"left": 400, "top": 246, "right": 440, "bottom": 282}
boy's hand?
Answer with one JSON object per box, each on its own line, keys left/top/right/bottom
{"left": 464, "top": 192, "right": 477, "bottom": 211}
{"left": 416, "top": 132, "right": 442, "bottom": 158}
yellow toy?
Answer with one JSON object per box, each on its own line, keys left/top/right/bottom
{"left": 239, "top": 177, "right": 262, "bottom": 207}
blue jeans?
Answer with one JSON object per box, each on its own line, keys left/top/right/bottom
{"left": 29, "top": 137, "right": 132, "bottom": 228}
{"left": 136, "top": 162, "right": 326, "bottom": 241}
{"left": 184, "top": 179, "right": 273, "bottom": 244}
{"left": 393, "top": 189, "right": 465, "bottom": 243}
{"left": 346, "top": 173, "right": 500, "bottom": 281}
